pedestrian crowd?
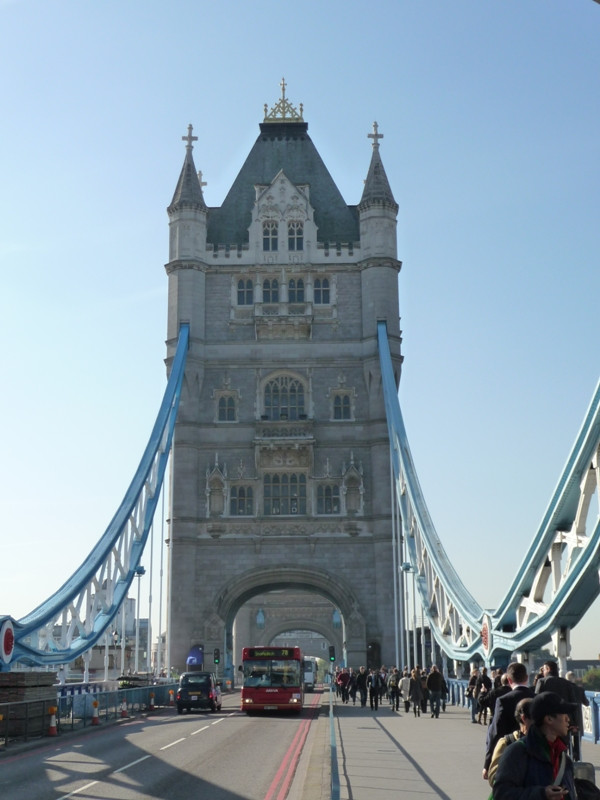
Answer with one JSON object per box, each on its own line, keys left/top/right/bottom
{"left": 332, "top": 658, "right": 597, "bottom": 799}
{"left": 483, "top": 660, "right": 596, "bottom": 799}
{"left": 468, "top": 659, "right": 595, "bottom": 799}
{"left": 333, "top": 663, "right": 449, "bottom": 718}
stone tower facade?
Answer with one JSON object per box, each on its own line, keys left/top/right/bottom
{"left": 164, "top": 84, "right": 403, "bottom": 679}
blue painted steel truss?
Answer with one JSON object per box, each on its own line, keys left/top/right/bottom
{"left": 378, "top": 321, "right": 600, "bottom": 664}
{"left": 0, "top": 325, "right": 189, "bottom": 670}
{"left": 1, "top": 321, "right": 597, "bottom": 670}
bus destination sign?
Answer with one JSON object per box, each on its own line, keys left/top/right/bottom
{"left": 247, "top": 648, "right": 291, "bottom": 658}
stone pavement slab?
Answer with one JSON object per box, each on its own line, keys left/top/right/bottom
{"left": 327, "top": 695, "right": 600, "bottom": 800}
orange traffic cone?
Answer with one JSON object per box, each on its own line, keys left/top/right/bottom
{"left": 48, "top": 705, "right": 58, "bottom": 736}
{"left": 91, "top": 699, "right": 100, "bottom": 725}
{"left": 120, "top": 699, "right": 128, "bottom": 718}
{"left": 169, "top": 689, "right": 174, "bottom": 707}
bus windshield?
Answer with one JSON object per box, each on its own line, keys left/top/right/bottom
{"left": 243, "top": 658, "right": 302, "bottom": 688}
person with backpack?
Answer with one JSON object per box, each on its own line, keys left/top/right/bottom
{"left": 487, "top": 697, "right": 533, "bottom": 786}
{"left": 492, "top": 692, "right": 576, "bottom": 800}
{"left": 388, "top": 667, "right": 401, "bottom": 711}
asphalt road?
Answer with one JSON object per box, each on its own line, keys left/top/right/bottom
{"left": 0, "top": 692, "right": 324, "bottom": 800}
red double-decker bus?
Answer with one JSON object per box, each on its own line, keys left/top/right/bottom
{"left": 240, "top": 646, "right": 304, "bottom": 714}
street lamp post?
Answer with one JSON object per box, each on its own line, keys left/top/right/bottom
{"left": 412, "top": 571, "right": 418, "bottom": 667}
{"left": 135, "top": 566, "right": 146, "bottom": 674}
{"left": 402, "top": 562, "right": 418, "bottom": 668}
{"left": 112, "top": 630, "right": 119, "bottom": 677}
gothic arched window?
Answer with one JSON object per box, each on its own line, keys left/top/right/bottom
{"left": 263, "top": 220, "right": 278, "bottom": 251}
{"left": 288, "top": 221, "right": 304, "bottom": 251}
{"left": 288, "top": 278, "right": 304, "bottom": 303}
{"left": 333, "top": 394, "right": 351, "bottom": 420}
{"left": 230, "top": 486, "right": 253, "bottom": 516}
{"left": 237, "top": 279, "right": 253, "bottom": 305}
{"left": 264, "top": 375, "right": 305, "bottom": 420}
{"left": 317, "top": 484, "right": 340, "bottom": 514}
{"left": 218, "top": 396, "right": 236, "bottom": 422}
{"left": 263, "top": 278, "right": 279, "bottom": 303}
{"left": 264, "top": 473, "right": 307, "bottom": 515}
{"left": 314, "top": 278, "right": 330, "bottom": 305}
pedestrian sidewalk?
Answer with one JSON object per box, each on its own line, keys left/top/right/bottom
{"left": 327, "top": 695, "right": 600, "bottom": 800}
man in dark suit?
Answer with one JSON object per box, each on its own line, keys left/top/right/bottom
{"left": 537, "top": 661, "right": 587, "bottom": 759}
{"left": 482, "top": 661, "right": 535, "bottom": 780}
{"left": 535, "top": 660, "right": 576, "bottom": 701}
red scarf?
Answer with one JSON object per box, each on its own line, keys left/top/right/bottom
{"left": 548, "top": 736, "right": 567, "bottom": 780}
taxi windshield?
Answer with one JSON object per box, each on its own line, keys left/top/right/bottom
{"left": 181, "top": 675, "right": 210, "bottom": 688}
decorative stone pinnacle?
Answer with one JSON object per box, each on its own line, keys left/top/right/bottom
{"left": 182, "top": 123, "right": 198, "bottom": 151}
{"left": 263, "top": 77, "right": 304, "bottom": 123}
{"left": 368, "top": 121, "right": 384, "bottom": 148}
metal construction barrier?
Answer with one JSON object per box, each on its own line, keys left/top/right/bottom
{"left": 0, "top": 682, "right": 178, "bottom": 749}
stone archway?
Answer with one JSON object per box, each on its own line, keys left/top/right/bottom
{"left": 261, "top": 617, "right": 343, "bottom": 666}
{"left": 214, "top": 565, "right": 367, "bottom": 672}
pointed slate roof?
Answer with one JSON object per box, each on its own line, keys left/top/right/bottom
{"left": 207, "top": 121, "right": 359, "bottom": 246}
{"left": 168, "top": 124, "right": 207, "bottom": 214}
{"left": 358, "top": 122, "right": 398, "bottom": 211}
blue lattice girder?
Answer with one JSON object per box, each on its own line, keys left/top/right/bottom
{"left": 378, "top": 321, "right": 600, "bottom": 663}
{"left": 0, "top": 324, "right": 189, "bottom": 669}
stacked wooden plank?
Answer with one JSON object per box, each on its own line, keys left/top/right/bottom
{"left": 0, "top": 672, "right": 57, "bottom": 738}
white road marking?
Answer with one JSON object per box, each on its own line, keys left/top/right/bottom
{"left": 57, "top": 780, "right": 98, "bottom": 799}
{"left": 56, "top": 712, "right": 237, "bottom": 798}
{"left": 114, "top": 754, "right": 152, "bottom": 773}
{"left": 191, "top": 725, "right": 210, "bottom": 735}
{"left": 160, "top": 737, "right": 187, "bottom": 750}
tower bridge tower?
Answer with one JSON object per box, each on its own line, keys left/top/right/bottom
{"left": 165, "top": 83, "right": 403, "bottom": 676}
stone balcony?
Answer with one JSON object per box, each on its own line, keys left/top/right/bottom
{"left": 254, "top": 302, "right": 313, "bottom": 339}
{"left": 255, "top": 417, "right": 314, "bottom": 441}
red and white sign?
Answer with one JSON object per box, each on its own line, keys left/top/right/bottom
{"left": 481, "top": 616, "right": 491, "bottom": 655}
{"left": 1, "top": 619, "right": 15, "bottom": 664}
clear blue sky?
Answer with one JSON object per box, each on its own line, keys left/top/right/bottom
{"left": 1, "top": 1, "right": 599, "bottom": 659}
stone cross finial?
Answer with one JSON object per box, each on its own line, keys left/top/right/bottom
{"left": 368, "top": 121, "right": 384, "bottom": 148}
{"left": 263, "top": 78, "right": 304, "bottom": 122}
{"left": 182, "top": 123, "right": 198, "bottom": 151}
{"left": 197, "top": 170, "right": 207, "bottom": 189}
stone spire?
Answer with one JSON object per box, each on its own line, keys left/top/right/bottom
{"left": 358, "top": 122, "right": 398, "bottom": 211}
{"left": 167, "top": 124, "right": 208, "bottom": 263}
{"left": 168, "top": 124, "right": 207, "bottom": 213}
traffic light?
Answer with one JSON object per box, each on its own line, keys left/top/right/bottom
{"left": 213, "top": 648, "right": 220, "bottom": 664}
{"left": 328, "top": 645, "right": 335, "bottom": 662}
